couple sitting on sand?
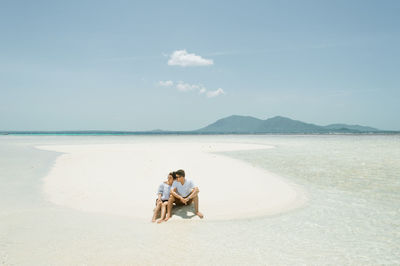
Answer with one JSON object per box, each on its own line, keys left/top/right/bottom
{"left": 152, "top": 169, "right": 204, "bottom": 223}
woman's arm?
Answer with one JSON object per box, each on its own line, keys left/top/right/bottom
{"left": 157, "top": 193, "right": 162, "bottom": 203}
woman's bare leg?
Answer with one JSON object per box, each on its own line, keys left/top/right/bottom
{"left": 152, "top": 202, "right": 162, "bottom": 222}
{"left": 158, "top": 202, "right": 168, "bottom": 223}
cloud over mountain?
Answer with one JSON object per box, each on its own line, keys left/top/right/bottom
{"left": 207, "top": 88, "right": 225, "bottom": 98}
{"left": 158, "top": 80, "right": 224, "bottom": 98}
{"left": 158, "top": 80, "right": 174, "bottom": 87}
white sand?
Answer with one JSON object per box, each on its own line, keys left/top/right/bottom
{"left": 37, "top": 142, "right": 306, "bottom": 221}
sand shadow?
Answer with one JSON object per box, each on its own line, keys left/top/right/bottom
{"left": 170, "top": 204, "right": 197, "bottom": 219}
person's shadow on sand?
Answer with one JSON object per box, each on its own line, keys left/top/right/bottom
{"left": 171, "top": 204, "right": 197, "bottom": 219}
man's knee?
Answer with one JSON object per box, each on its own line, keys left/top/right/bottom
{"left": 168, "top": 195, "right": 176, "bottom": 203}
{"left": 193, "top": 194, "right": 199, "bottom": 201}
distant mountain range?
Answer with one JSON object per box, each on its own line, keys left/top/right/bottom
{"left": 194, "top": 115, "right": 382, "bottom": 134}
{"left": 2, "top": 115, "right": 398, "bottom": 135}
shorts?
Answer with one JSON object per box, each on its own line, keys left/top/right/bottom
{"left": 155, "top": 198, "right": 168, "bottom": 205}
{"left": 174, "top": 196, "right": 193, "bottom": 206}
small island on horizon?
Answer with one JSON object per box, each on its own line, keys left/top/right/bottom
{"left": 1, "top": 115, "right": 399, "bottom": 135}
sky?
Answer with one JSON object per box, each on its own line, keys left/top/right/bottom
{"left": 0, "top": 0, "right": 399, "bottom": 131}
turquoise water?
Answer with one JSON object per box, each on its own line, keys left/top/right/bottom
{"left": 0, "top": 135, "right": 399, "bottom": 265}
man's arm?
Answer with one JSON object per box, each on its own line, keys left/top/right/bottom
{"left": 186, "top": 180, "right": 198, "bottom": 201}
{"left": 184, "top": 187, "right": 199, "bottom": 202}
{"left": 170, "top": 187, "right": 184, "bottom": 201}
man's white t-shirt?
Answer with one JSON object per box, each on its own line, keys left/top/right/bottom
{"left": 171, "top": 179, "right": 195, "bottom": 198}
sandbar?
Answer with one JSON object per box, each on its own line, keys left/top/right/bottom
{"left": 37, "top": 142, "right": 306, "bottom": 221}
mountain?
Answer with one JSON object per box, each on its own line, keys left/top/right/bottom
{"left": 324, "top": 124, "right": 379, "bottom": 132}
{"left": 257, "top": 116, "right": 325, "bottom": 133}
{"left": 196, "top": 115, "right": 381, "bottom": 134}
{"left": 2, "top": 116, "right": 391, "bottom": 135}
{"left": 196, "top": 115, "right": 264, "bottom": 133}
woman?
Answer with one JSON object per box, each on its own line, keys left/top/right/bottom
{"left": 152, "top": 172, "right": 176, "bottom": 223}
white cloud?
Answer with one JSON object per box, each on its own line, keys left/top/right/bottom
{"left": 176, "top": 81, "right": 201, "bottom": 92}
{"left": 168, "top": 50, "right": 213, "bottom": 67}
{"left": 158, "top": 79, "right": 225, "bottom": 98}
{"left": 158, "top": 80, "right": 174, "bottom": 87}
{"left": 207, "top": 88, "right": 225, "bottom": 98}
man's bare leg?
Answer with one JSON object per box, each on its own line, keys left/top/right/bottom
{"left": 164, "top": 195, "right": 175, "bottom": 222}
{"left": 193, "top": 195, "right": 204, "bottom": 218}
{"left": 152, "top": 202, "right": 162, "bottom": 222}
{"left": 188, "top": 187, "right": 199, "bottom": 199}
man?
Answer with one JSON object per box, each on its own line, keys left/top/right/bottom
{"left": 165, "top": 169, "right": 204, "bottom": 221}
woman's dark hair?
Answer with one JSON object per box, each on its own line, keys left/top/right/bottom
{"left": 169, "top": 171, "right": 177, "bottom": 180}
{"left": 175, "top": 169, "right": 185, "bottom": 178}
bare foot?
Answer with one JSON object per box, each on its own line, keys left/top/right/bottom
{"left": 164, "top": 215, "right": 170, "bottom": 222}
{"left": 157, "top": 219, "right": 164, "bottom": 224}
{"left": 196, "top": 212, "right": 204, "bottom": 219}
{"left": 151, "top": 218, "right": 156, "bottom": 223}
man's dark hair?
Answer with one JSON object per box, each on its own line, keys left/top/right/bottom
{"left": 169, "top": 172, "right": 177, "bottom": 180}
{"left": 175, "top": 169, "right": 185, "bottom": 177}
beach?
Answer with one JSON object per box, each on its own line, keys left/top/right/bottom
{"left": 1, "top": 135, "right": 399, "bottom": 265}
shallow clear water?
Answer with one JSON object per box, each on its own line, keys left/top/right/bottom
{"left": 0, "top": 135, "right": 399, "bottom": 265}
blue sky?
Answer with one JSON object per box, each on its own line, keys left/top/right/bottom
{"left": 1, "top": 0, "right": 399, "bottom": 131}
